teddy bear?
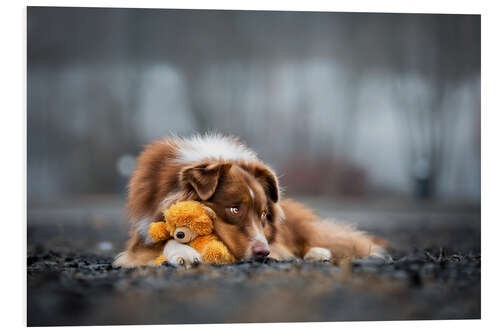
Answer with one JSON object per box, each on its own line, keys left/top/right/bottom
{"left": 148, "top": 200, "right": 235, "bottom": 265}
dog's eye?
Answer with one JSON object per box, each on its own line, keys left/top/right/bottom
{"left": 261, "top": 212, "right": 268, "bottom": 227}
{"left": 229, "top": 207, "right": 240, "bottom": 215}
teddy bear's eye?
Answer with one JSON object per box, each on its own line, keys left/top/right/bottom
{"left": 261, "top": 212, "right": 267, "bottom": 220}
{"left": 229, "top": 207, "right": 240, "bottom": 215}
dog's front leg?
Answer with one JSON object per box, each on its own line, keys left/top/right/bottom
{"left": 304, "top": 247, "right": 332, "bottom": 262}
{"left": 163, "top": 239, "right": 201, "bottom": 268}
{"left": 269, "top": 243, "right": 297, "bottom": 260}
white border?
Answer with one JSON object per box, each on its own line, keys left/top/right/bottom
{"left": 3, "top": 0, "right": 498, "bottom": 332}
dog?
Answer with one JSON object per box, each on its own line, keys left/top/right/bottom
{"left": 114, "top": 134, "right": 387, "bottom": 267}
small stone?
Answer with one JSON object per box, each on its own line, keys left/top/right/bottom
{"left": 351, "top": 257, "right": 386, "bottom": 267}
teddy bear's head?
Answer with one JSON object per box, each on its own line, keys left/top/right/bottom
{"left": 162, "top": 201, "right": 217, "bottom": 243}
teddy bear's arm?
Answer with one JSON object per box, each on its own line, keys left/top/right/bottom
{"left": 190, "top": 235, "right": 235, "bottom": 264}
{"left": 149, "top": 222, "right": 169, "bottom": 242}
{"left": 153, "top": 255, "right": 167, "bottom": 266}
{"left": 203, "top": 240, "right": 235, "bottom": 264}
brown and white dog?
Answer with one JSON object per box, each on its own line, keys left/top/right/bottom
{"left": 114, "top": 134, "right": 387, "bottom": 267}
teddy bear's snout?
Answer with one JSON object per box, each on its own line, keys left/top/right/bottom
{"left": 173, "top": 227, "right": 196, "bottom": 243}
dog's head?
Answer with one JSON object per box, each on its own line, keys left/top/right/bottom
{"left": 180, "top": 160, "right": 283, "bottom": 260}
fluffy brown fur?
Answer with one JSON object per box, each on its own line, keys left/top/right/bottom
{"left": 114, "top": 135, "right": 386, "bottom": 267}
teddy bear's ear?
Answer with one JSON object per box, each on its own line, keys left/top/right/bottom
{"left": 165, "top": 219, "right": 176, "bottom": 237}
{"left": 162, "top": 208, "right": 169, "bottom": 220}
{"left": 202, "top": 205, "right": 217, "bottom": 222}
{"left": 180, "top": 162, "right": 232, "bottom": 201}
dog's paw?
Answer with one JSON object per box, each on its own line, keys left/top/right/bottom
{"left": 369, "top": 246, "right": 393, "bottom": 263}
{"left": 304, "top": 247, "right": 332, "bottom": 262}
{"left": 164, "top": 240, "right": 201, "bottom": 268}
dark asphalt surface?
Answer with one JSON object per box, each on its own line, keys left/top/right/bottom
{"left": 27, "top": 197, "right": 481, "bottom": 326}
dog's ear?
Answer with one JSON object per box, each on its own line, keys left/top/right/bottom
{"left": 202, "top": 205, "right": 217, "bottom": 222}
{"left": 180, "top": 162, "right": 232, "bottom": 201}
{"left": 253, "top": 166, "right": 280, "bottom": 203}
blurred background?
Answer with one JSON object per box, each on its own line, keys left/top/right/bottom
{"left": 27, "top": 7, "right": 480, "bottom": 255}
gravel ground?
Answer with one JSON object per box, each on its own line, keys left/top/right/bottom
{"left": 27, "top": 197, "right": 481, "bottom": 326}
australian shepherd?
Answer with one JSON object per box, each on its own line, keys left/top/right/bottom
{"left": 114, "top": 134, "right": 387, "bottom": 267}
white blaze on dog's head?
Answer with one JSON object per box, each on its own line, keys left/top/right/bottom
{"left": 248, "top": 187, "right": 255, "bottom": 200}
{"left": 245, "top": 220, "right": 270, "bottom": 259}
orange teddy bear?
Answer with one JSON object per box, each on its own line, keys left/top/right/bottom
{"left": 149, "top": 201, "right": 235, "bottom": 265}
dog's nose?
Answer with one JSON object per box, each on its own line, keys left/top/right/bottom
{"left": 176, "top": 231, "right": 185, "bottom": 239}
{"left": 252, "top": 243, "right": 270, "bottom": 258}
